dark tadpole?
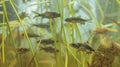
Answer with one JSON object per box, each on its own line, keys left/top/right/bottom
{"left": 33, "top": 11, "right": 60, "bottom": 18}
{"left": 70, "top": 43, "right": 95, "bottom": 53}
{"left": 40, "top": 46, "right": 59, "bottom": 53}
{"left": 16, "top": 48, "right": 30, "bottom": 54}
{"left": 22, "top": 33, "right": 41, "bottom": 38}
{"left": 31, "top": 23, "right": 50, "bottom": 29}
{"left": 82, "top": 44, "right": 95, "bottom": 52}
{"left": 70, "top": 43, "right": 83, "bottom": 49}
{"left": 65, "top": 17, "right": 90, "bottom": 24}
{"left": 37, "top": 39, "right": 57, "bottom": 45}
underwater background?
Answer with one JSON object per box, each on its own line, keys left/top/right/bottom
{"left": 0, "top": 0, "right": 120, "bottom": 67}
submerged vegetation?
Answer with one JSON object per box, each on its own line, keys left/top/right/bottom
{"left": 0, "top": 0, "right": 120, "bottom": 67}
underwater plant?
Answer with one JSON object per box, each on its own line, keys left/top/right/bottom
{"left": 0, "top": 0, "right": 120, "bottom": 67}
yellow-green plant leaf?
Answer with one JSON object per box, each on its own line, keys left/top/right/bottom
{"left": 105, "top": 27, "right": 118, "bottom": 32}
{"left": 116, "top": 0, "right": 120, "bottom": 5}
{"left": 102, "top": 23, "right": 113, "bottom": 28}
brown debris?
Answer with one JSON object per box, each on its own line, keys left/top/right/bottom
{"left": 89, "top": 37, "right": 120, "bottom": 67}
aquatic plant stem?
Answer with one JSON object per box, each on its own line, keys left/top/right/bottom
{"left": 75, "top": 24, "right": 82, "bottom": 42}
{"left": 95, "top": 0, "right": 104, "bottom": 24}
{"left": 68, "top": 1, "right": 82, "bottom": 66}
{"left": 104, "top": 0, "right": 109, "bottom": 12}
{"left": 2, "top": 2, "right": 18, "bottom": 64}
{"left": 49, "top": 19, "right": 59, "bottom": 67}
{"left": 9, "top": 0, "right": 38, "bottom": 67}
{"left": 58, "top": 0, "right": 71, "bottom": 67}
{"left": 65, "top": 53, "right": 68, "bottom": 67}
{"left": 80, "top": 3, "right": 100, "bottom": 27}
{"left": 1, "top": 9, "right": 5, "bottom": 63}
{"left": 56, "top": 0, "right": 66, "bottom": 67}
